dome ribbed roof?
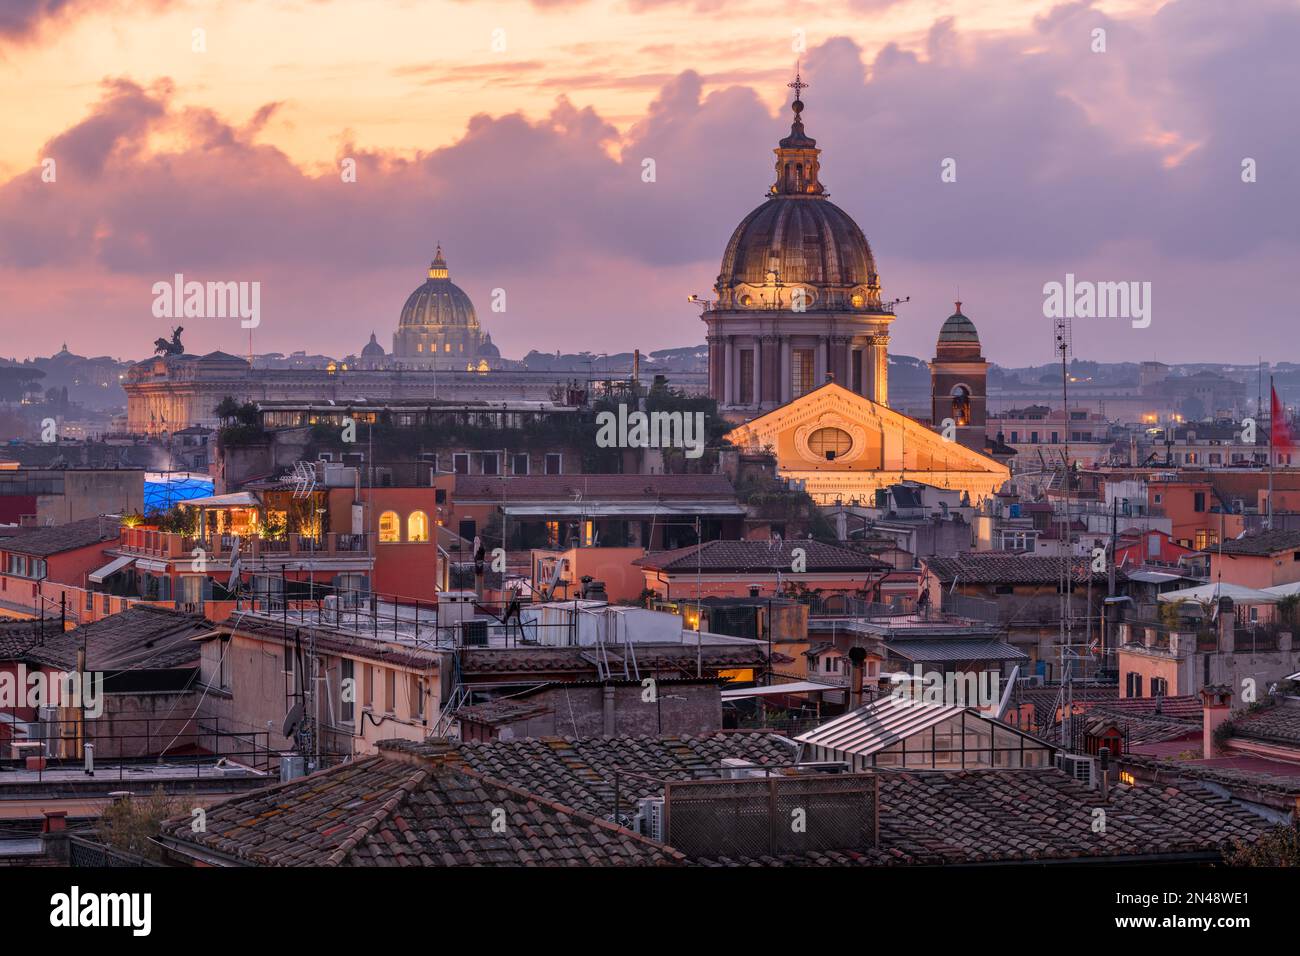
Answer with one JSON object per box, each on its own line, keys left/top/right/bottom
{"left": 399, "top": 246, "right": 478, "bottom": 331}
{"left": 361, "top": 332, "right": 385, "bottom": 356}
{"left": 938, "top": 303, "right": 980, "bottom": 345}
{"left": 717, "top": 198, "right": 877, "bottom": 292}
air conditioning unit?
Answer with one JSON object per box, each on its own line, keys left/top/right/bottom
{"left": 460, "top": 619, "right": 489, "bottom": 647}
{"left": 720, "top": 758, "right": 769, "bottom": 780}
{"left": 635, "top": 797, "right": 665, "bottom": 842}
{"left": 1055, "top": 753, "right": 1096, "bottom": 788}
{"left": 280, "top": 754, "right": 306, "bottom": 783}
{"left": 31, "top": 706, "right": 61, "bottom": 755}
{"left": 1023, "top": 674, "right": 1045, "bottom": 688}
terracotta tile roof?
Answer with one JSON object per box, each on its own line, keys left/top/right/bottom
{"left": 23, "top": 606, "right": 209, "bottom": 672}
{"left": 1214, "top": 529, "right": 1300, "bottom": 556}
{"left": 697, "top": 768, "right": 1265, "bottom": 865}
{"left": 1119, "top": 754, "right": 1300, "bottom": 796}
{"left": 869, "top": 768, "right": 1262, "bottom": 865}
{"left": 1015, "top": 685, "right": 1118, "bottom": 733}
{"left": 455, "top": 733, "right": 798, "bottom": 814}
{"left": 1231, "top": 703, "right": 1300, "bottom": 746}
{"left": 924, "top": 553, "right": 1123, "bottom": 586}
{"left": 1083, "top": 713, "right": 1200, "bottom": 747}
{"left": 1011, "top": 689, "right": 1201, "bottom": 746}
{"left": 636, "top": 540, "right": 890, "bottom": 574}
{"left": 1098, "top": 695, "right": 1203, "bottom": 720}
{"left": 161, "top": 731, "right": 1268, "bottom": 866}
{"left": 454, "top": 734, "right": 1264, "bottom": 865}
{"left": 0, "top": 516, "right": 120, "bottom": 557}
{"left": 459, "top": 644, "right": 767, "bottom": 677}
{"left": 159, "top": 746, "right": 685, "bottom": 867}
{"left": 0, "top": 620, "right": 43, "bottom": 661}
{"left": 454, "top": 474, "right": 737, "bottom": 501}
{"left": 886, "top": 638, "right": 1028, "bottom": 664}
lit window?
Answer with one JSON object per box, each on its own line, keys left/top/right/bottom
{"left": 379, "top": 511, "right": 400, "bottom": 542}
{"left": 407, "top": 511, "right": 429, "bottom": 542}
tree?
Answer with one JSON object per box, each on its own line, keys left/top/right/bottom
{"left": 1278, "top": 593, "right": 1300, "bottom": 628}
{"left": 214, "top": 396, "right": 241, "bottom": 426}
{"left": 1227, "top": 820, "right": 1300, "bottom": 866}
{"left": 97, "top": 788, "right": 181, "bottom": 862}
{"left": 1157, "top": 598, "right": 1187, "bottom": 630}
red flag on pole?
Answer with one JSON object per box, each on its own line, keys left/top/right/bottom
{"left": 1272, "top": 385, "right": 1293, "bottom": 449}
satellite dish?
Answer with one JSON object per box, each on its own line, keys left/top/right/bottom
{"left": 282, "top": 702, "right": 305, "bottom": 738}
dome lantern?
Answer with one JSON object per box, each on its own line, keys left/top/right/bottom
{"left": 772, "top": 70, "right": 824, "bottom": 197}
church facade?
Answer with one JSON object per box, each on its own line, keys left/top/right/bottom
{"left": 710, "top": 79, "right": 1007, "bottom": 504}
{"left": 726, "top": 381, "right": 1008, "bottom": 506}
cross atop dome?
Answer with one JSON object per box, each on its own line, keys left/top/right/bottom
{"left": 788, "top": 67, "right": 808, "bottom": 105}
{"left": 773, "top": 66, "right": 822, "bottom": 194}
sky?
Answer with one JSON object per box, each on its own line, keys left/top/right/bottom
{"left": 0, "top": 0, "right": 1296, "bottom": 368}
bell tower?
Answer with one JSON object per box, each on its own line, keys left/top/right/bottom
{"left": 930, "top": 301, "right": 988, "bottom": 453}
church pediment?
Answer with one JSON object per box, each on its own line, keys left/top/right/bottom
{"left": 728, "top": 382, "right": 1008, "bottom": 481}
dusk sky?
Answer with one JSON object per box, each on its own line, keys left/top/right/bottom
{"left": 1, "top": 0, "right": 1296, "bottom": 367}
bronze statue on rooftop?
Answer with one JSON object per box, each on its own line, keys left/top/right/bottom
{"left": 154, "top": 326, "right": 184, "bottom": 356}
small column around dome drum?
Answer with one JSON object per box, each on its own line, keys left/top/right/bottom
{"left": 764, "top": 336, "right": 779, "bottom": 405}
{"left": 780, "top": 339, "right": 792, "bottom": 404}
{"left": 723, "top": 337, "right": 734, "bottom": 405}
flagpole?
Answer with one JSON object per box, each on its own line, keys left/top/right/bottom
{"left": 1268, "top": 374, "right": 1275, "bottom": 530}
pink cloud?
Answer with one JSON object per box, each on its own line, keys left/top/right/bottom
{"left": 1, "top": 0, "right": 1298, "bottom": 366}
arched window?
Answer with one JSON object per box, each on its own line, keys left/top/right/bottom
{"left": 407, "top": 511, "right": 429, "bottom": 542}
{"left": 379, "top": 511, "right": 400, "bottom": 542}
{"left": 950, "top": 385, "right": 972, "bottom": 426}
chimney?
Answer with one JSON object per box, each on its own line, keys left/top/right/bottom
{"left": 848, "top": 646, "right": 867, "bottom": 710}
{"left": 40, "top": 810, "right": 69, "bottom": 863}
{"left": 603, "top": 683, "right": 616, "bottom": 737}
{"left": 1200, "top": 684, "right": 1234, "bottom": 757}
{"left": 377, "top": 738, "right": 462, "bottom": 769}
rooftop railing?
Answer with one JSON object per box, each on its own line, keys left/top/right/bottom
{"left": 118, "top": 527, "right": 374, "bottom": 560}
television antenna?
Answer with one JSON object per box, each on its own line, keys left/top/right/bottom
{"left": 1053, "top": 314, "right": 1072, "bottom": 361}
{"left": 290, "top": 460, "right": 317, "bottom": 499}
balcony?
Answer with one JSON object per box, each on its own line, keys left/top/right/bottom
{"left": 116, "top": 527, "right": 373, "bottom": 563}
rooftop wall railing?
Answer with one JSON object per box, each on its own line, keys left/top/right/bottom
{"left": 118, "top": 528, "right": 374, "bottom": 560}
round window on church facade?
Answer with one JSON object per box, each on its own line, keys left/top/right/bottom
{"left": 808, "top": 426, "right": 853, "bottom": 461}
